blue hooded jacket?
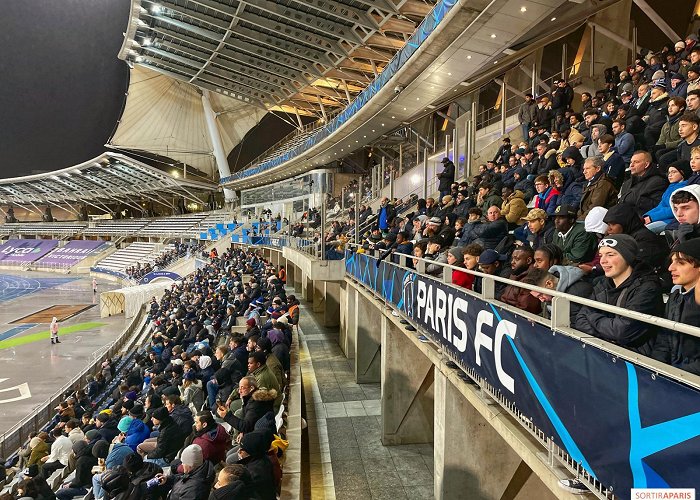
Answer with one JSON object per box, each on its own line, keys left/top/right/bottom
{"left": 125, "top": 418, "right": 151, "bottom": 451}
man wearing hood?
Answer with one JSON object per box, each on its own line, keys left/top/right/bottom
{"left": 513, "top": 167, "right": 534, "bottom": 202}
{"left": 575, "top": 235, "right": 663, "bottom": 356}
{"left": 667, "top": 184, "right": 700, "bottom": 246}
{"left": 652, "top": 239, "right": 700, "bottom": 374}
{"left": 210, "top": 465, "right": 255, "bottom": 500}
{"left": 499, "top": 246, "right": 541, "bottom": 314}
{"left": 578, "top": 157, "right": 618, "bottom": 219}
{"left": 437, "top": 157, "right": 456, "bottom": 199}
{"left": 55, "top": 440, "right": 97, "bottom": 500}
{"left": 619, "top": 151, "right": 668, "bottom": 217}
{"left": 524, "top": 266, "right": 593, "bottom": 323}
{"left": 235, "top": 431, "right": 278, "bottom": 500}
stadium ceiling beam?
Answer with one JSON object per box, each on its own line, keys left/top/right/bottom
{"left": 399, "top": 0, "right": 434, "bottom": 18}
{"left": 287, "top": 0, "right": 378, "bottom": 31}
{"left": 137, "top": 60, "right": 269, "bottom": 106}
{"left": 232, "top": 23, "right": 334, "bottom": 67}
{"left": 379, "top": 17, "right": 417, "bottom": 34}
{"left": 154, "top": 39, "right": 297, "bottom": 92}
{"left": 243, "top": 0, "right": 364, "bottom": 46}
{"left": 364, "top": 32, "right": 405, "bottom": 50}
{"left": 144, "top": 48, "right": 289, "bottom": 100}
{"left": 322, "top": 67, "right": 371, "bottom": 83}
{"left": 353, "top": 0, "right": 400, "bottom": 15}
{"left": 350, "top": 46, "right": 393, "bottom": 62}
{"left": 151, "top": 27, "right": 313, "bottom": 85}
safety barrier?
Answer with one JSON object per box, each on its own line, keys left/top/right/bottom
{"left": 0, "top": 306, "right": 147, "bottom": 458}
{"left": 343, "top": 247, "right": 700, "bottom": 498}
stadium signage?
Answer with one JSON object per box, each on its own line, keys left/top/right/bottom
{"left": 140, "top": 270, "right": 181, "bottom": 285}
{"left": 345, "top": 250, "right": 700, "bottom": 498}
{"left": 38, "top": 240, "right": 105, "bottom": 265}
{"left": 0, "top": 239, "right": 58, "bottom": 262}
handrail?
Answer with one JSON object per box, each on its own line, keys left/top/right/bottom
{"left": 346, "top": 243, "right": 700, "bottom": 343}
{"left": 0, "top": 306, "right": 148, "bottom": 458}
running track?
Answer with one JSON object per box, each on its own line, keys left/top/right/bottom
{"left": 0, "top": 275, "right": 79, "bottom": 303}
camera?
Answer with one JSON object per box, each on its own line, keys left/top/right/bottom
{"left": 394, "top": 85, "right": 404, "bottom": 94}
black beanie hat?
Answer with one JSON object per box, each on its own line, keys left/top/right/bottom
{"left": 92, "top": 440, "right": 110, "bottom": 459}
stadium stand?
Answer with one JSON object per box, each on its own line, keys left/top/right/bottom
{"left": 0, "top": 248, "right": 297, "bottom": 500}
{"left": 82, "top": 220, "right": 150, "bottom": 237}
{"left": 92, "top": 243, "right": 170, "bottom": 276}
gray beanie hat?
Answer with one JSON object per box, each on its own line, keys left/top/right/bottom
{"left": 180, "top": 444, "right": 203, "bottom": 468}
{"left": 599, "top": 234, "right": 639, "bottom": 266}
{"left": 448, "top": 247, "right": 465, "bottom": 261}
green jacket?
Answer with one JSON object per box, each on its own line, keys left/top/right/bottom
{"left": 252, "top": 363, "right": 282, "bottom": 410}
{"left": 552, "top": 222, "right": 598, "bottom": 264}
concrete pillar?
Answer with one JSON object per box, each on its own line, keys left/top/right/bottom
{"left": 313, "top": 280, "right": 324, "bottom": 313}
{"left": 323, "top": 281, "right": 340, "bottom": 327}
{"left": 339, "top": 282, "right": 356, "bottom": 359}
{"left": 381, "top": 315, "right": 434, "bottom": 445}
{"left": 304, "top": 275, "right": 314, "bottom": 304}
{"left": 292, "top": 265, "right": 302, "bottom": 294}
{"left": 433, "top": 371, "right": 557, "bottom": 500}
{"left": 354, "top": 291, "right": 382, "bottom": 383}
{"left": 285, "top": 260, "right": 295, "bottom": 288}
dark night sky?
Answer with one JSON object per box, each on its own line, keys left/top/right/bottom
{"left": 0, "top": 0, "right": 130, "bottom": 178}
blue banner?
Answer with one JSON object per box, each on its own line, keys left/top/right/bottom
{"left": 345, "top": 251, "right": 700, "bottom": 497}
{"left": 139, "top": 270, "right": 181, "bottom": 285}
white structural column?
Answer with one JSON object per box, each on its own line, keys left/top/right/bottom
{"left": 201, "top": 89, "right": 236, "bottom": 203}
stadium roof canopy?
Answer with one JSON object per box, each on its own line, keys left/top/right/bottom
{"left": 117, "top": 0, "right": 433, "bottom": 118}
{"left": 0, "top": 152, "right": 216, "bottom": 211}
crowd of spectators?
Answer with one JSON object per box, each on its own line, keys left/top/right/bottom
{"left": 125, "top": 242, "right": 204, "bottom": 282}
{"left": 349, "top": 35, "right": 700, "bottom": 389}
{"left": 3, "top": 247, "right": 297, "bottom": 500}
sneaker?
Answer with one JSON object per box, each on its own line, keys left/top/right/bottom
{"left": 51, "top": 339, "right": 55, "bottom": 344}
{"left": 446, "top": 361, "right": 459, "bottom": 369}
{"left": 558, "top": 479, "right": 590, "bottom": 494}
{"left": 417, "top": 335, "right": 429, "bottom": 343}
{"left": 391, "top": 310, "right": 400, "bottom": 317}
{"left": 405, "top": 325, "right": 416, "bottom": 331}
{"left": 55, "top": 339, "right": 61, "bottom": 344}
{"left": 399, "top": 319, "right": 409, "bottom": 325}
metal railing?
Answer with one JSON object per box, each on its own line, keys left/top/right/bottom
{"left": 347, "top": 243, "right": 700, "bottom": 383}
{"left": 343, "top": 246, "right": 700, "bottom": 499}
{"left": 0, "top": 306, "right": 148, "bottom": 458}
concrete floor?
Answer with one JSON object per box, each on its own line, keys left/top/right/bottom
{"left": 0, "top": 271, "right": 126, "bottom": 435}
{"left": 300, "top": 304, "right": 434, "bottom": 500}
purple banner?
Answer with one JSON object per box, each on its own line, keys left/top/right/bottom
{"left": 38, "top": 240, "right": 105, "bottom": 265}
{"left": 0, "top": 239, "right": 58, "bottom": 262}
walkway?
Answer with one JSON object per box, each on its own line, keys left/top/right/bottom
{"left": 299, "top": 303, "right": 434, "bottom": 500}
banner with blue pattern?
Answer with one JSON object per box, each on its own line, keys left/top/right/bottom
{"left": 345, "top": 250, "right": 700, "bottom": 498}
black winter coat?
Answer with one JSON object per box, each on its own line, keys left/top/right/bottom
{"left": 225, "top": 388, "right": 276, "bottom": 434}
{"left": 652, "top": 288, "right": 700, "bottom": 375}
{"left": 619, "top": 166, "right": 669, "bottom": 217}
{"left": 148, "top": 416, "right": 186, "bottom": 463}
{"left": 237, "top": 455, "right": 276, "bottom": 500}
{"left": 437, "top": 161, "right": 456, "bottom": 191}
{"left": 473, "top": 218, "right": 508, "bottom": 250}
{"left": 208, "top": 481, "right": 255, "bottom": 500}
{"left": 574, "top": 263, "right": 663, "bottom": 355}
{"left": 167, "top": 461, "right": 216, "bottom": 500}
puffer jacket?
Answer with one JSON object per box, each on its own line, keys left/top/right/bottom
{"left": 499, "top": 268, "right": 542, "bottom": 314}
{"left": 124, "top": 417, "right": 151, "bottom": 451}
{"left": 619, "top": 165, "right": 669, "bottom": 217}
{"left": 226, "top": 387, "right": 277, "bottom": 435}
{"left": 574, "top": 262, "right": 664, "bottom": 355}
{"left": 500, "top": 191, "right": 529, "bottom": 224}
